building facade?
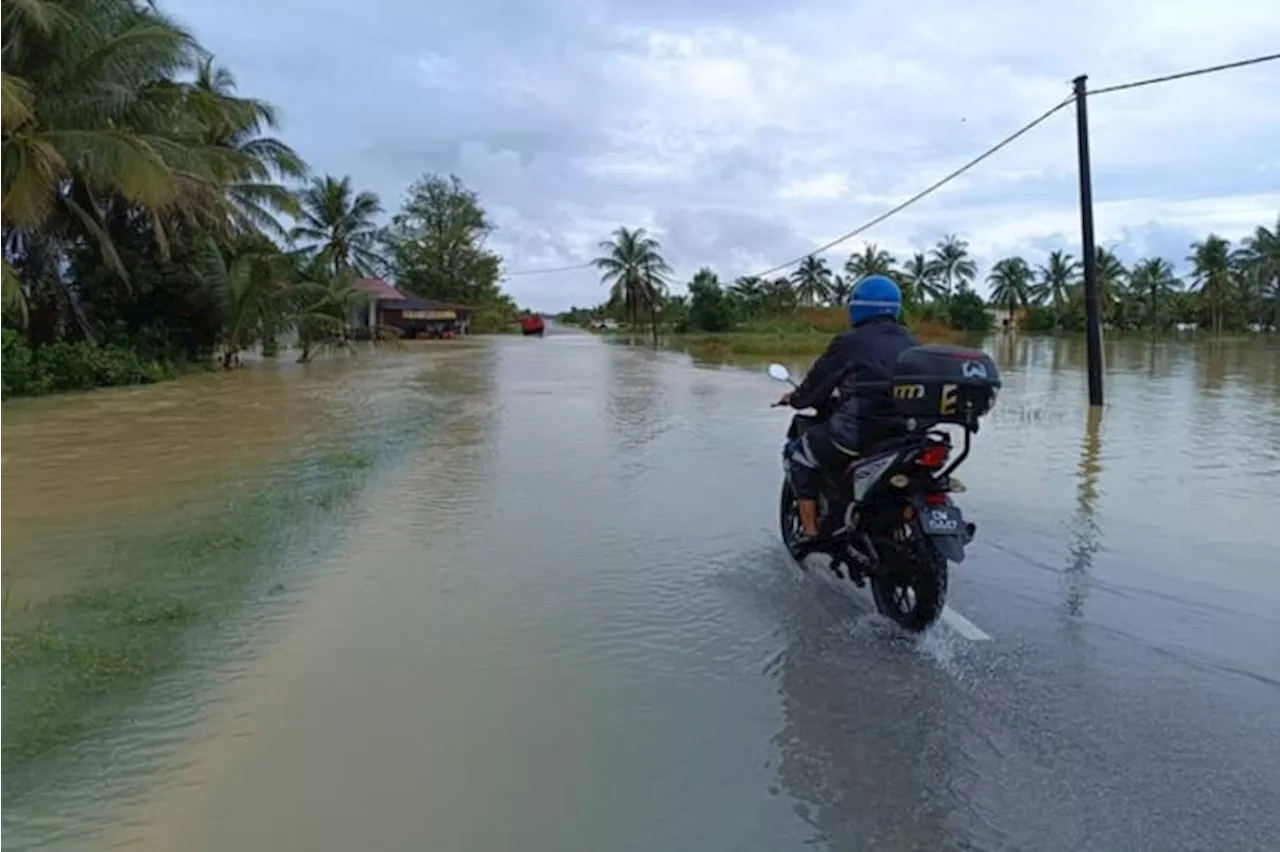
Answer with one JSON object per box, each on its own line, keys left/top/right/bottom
{"left": 351, "top": 278, "right": 471, "bottom": 338}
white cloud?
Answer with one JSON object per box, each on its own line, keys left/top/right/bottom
{"left": 413, "top": 52, "right": 459, "bottom": 89}
{"left": 161, "top": 0, "right": 1280, "bottom": 309}
{"left": 778, "top": 173, "right": 851, "bottom": 201}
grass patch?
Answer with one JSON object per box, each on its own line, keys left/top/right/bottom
{"left": 674, "top": 331, "right": 833, "bottom": 358}
{"left": 1, "top": 599, "right": 193, "bottom": 761}
{"left": 321, "top": 448, "right": 374, "bottom": 471}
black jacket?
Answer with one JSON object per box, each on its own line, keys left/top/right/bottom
{"left": 791, "top": 316, "right": 918, "bottom": 421}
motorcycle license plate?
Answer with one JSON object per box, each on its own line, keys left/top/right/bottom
{"left": 921, "top": 503, "right": 964, "bottom": 535}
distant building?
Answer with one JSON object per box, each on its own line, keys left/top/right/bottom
{"left": 351, "top": 278, "right": 472, "bottom": 338}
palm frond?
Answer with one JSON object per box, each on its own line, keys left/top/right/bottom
{"left": 1, "top": 73, "right": 35, "bottom": 132}
{"left": 1, "top": 134, "right": 66, "bottom": 227}
{"left": 2, "top": 259, "right": 29, "bottom": 326}
{"left": 60, "top": 190, "right": 126, "bottom": 286}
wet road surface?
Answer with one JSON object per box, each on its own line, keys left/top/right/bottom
{"left": 4, "top": 330, "right": 1279, "bottom": 851}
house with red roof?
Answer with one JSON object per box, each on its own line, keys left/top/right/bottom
{"left": 352, "top": 278, "right": 472, "bottom": 339}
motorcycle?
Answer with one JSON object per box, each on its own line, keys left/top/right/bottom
{"left": 768, "top": 344, "right": 1001, "bottom": 631}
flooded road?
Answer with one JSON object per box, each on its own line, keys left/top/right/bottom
{"left": 4, "top": 330, "right": 1280, "bottom": 851}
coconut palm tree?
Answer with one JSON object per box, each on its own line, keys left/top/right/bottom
{"left": 2, "top": 0, "right": 311, "bottom": 347}
{"left": 843, "top": 242, "right": 897, "bottom": 282}
{"left": 1231, "top": 260, "right": 1270, "bottom": 330}
{"left": 1236, "top": 216, "right": 1279, "bottom": 329}
{"left": 763, "top": 276, "right": 797, "bottom": 314}
{"left": 183, "top": 58, "right": 307, "bottom": 239}
{"left": 195, "top": 236, "right": 296, "bottom": 368}
{"left": 1189, "top": 235, "right": 1233, "bottom": 335}
{"left": 927, "top": 234, "right": 977, "bottom": 301}
{"left": 2, "top": 0, "right": 207, "bottom": 339}
{"left": 729, "top": 276, "right": 763, "bottom": 300}
{"left": 1128, "top": 257, "right": 1180, "bottom": 333}
{"left": 290, "top": 175, "right": 384, "bottom": 277}
{"left": 729, "top": 275, "right": 765, "bottom": 318}
{"left": 790, "top": 255, "right": 833, "bottom": 306}
{"left": 1034, "top": 250, "right": 1079, "bottom": 326}
{"left": 592, "top": 225, "right": 672, "bottom": 343}
{"left": 293, "top": 268, "right": 371, "bottom": 363}
{"left": 1094, "top": 247, "right": 1128, "bottom": 316}
{"left": 899, "top": 251, "right": 939, "bottom": 305}
{"left": 828, "top": 274, "right": 853, "bottom": 305}
{"left": 986, "top": 256, "right": 1034, "bottom": 329}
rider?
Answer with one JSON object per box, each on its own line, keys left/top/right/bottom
{"left": 776, "top": 274, "right": 917, "bottom": 549}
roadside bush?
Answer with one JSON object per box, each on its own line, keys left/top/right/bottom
{"left": 2, "top": 330, "right": 174, "bottom": 399}
{"left": 2, "top": 330, "right": 38, "bottom": 396}
{"left": 945, "top": 287, "right": 993, "bottom": 333}
{"left": 469, "top": 302, "right": 518, "bottom": 334}
{"left": 686, "top": 278, "right": 736, "bottom": 332}
{"left": 1022, "top": 306, "right": 1059, "bottom": 333}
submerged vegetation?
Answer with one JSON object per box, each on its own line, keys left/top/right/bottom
{"left": 1, "top": 446, "right": 363, "bottom": 767}
{"left": 0, "top": 395, "right": 432, "bottom": 774}
{"left": 2, "top": 0, "right": 520, "bottom": 398}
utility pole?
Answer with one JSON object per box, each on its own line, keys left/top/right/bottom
{"left": 1073, "top": 75, "right": 1105, "bottom": 407}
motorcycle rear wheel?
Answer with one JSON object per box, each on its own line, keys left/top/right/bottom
{"left": 870, "top": 550, "right": 948, "bottom": 632}
{"left": 778, "top": 477, "right": 804, "bottom": 560}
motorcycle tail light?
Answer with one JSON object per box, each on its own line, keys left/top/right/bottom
{"left": 923, "top": 492, "right": 949, "bottom": 506}
{"left": 916, "top": 445, "right": 948, "bottom": 468}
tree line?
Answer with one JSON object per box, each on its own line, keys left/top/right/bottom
{"left": 2, "top": 0, "right": 517, "bottom": 398}
{"left": 562, "top": 218, "right": 1280, "bottom": 337}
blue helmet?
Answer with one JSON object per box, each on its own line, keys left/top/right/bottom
{"left": 848, "top": 275, "right": 902, "bottom": 325}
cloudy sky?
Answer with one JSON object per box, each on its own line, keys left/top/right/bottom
{"left": 167, "top": 0, "right": 1279, "bottom": 310}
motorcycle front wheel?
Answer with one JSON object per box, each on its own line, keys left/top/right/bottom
{"left": 870, "top": 549, "right": 948, "bottom": 632}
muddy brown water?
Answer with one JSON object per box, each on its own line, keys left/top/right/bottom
{"left": 3, "top": 330, "right": 1279, "bottom": 851}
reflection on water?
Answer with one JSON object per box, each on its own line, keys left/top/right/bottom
{"left": 3, "top": 331, "right": 1279, "bottom": 852}
{"left": 1063, "top": 406, "right": 1104, "bottom": 617}
{"left": 606, "top": 341, "right": 669, "bottom": 455}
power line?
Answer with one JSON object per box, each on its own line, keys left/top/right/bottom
{"left": 499, "top": 98, "right": 1073, "bottom": 280}
{"left": 503, "top": 260, "right": 595, "bottom": 278}
{"left": 744, "top": 95, "right": 1074, "bottom": 279}
{"left": 502, "top": 53, "right": 1278, "bottom": 282}
{"left": 1087, "top": 52, "right": 1280, "bottom": 96}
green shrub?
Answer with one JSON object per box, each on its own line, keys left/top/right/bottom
{"left": 2, "top": 330, "right": 175, "bottom": 399}
{"left": 0, "top": 330, "right": 34, "bottom": 399}
{"left": 945, "top": 287, "right": 993, "bottom": 333}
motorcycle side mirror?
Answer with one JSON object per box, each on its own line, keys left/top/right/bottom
{"left": 767, "top": 363, "right": 791, "bottom": 383}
